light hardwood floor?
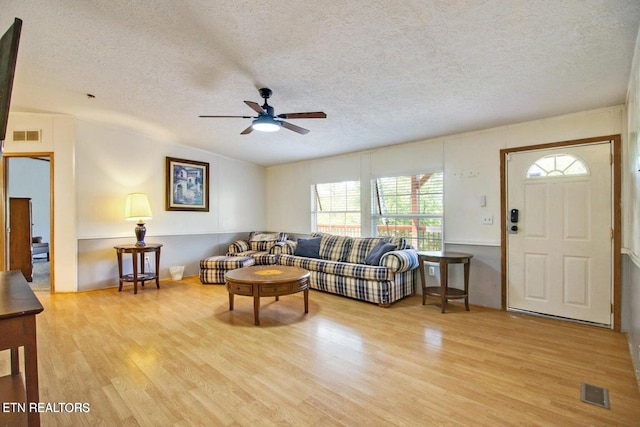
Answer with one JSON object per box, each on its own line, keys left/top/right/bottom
{"left": 1, "top": 276, "right": 639, "bottom": 426}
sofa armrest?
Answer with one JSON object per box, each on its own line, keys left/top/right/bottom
{"left": 379, "top": 249, "right": 419, "bottom": 273}
{"left": 270, "top": 240, "right": 297, "bottom": 255}
{"left": 228, "top": 240, "right": 250, "bottom": 254}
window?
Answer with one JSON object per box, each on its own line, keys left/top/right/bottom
{"left": 372, "top": 173, "right": 443, "bottom": 250}
{"left": 312, "top": 180, "right": 361, "bottom": 236}
{"left": 526, "top": 154, "right": 589, "bottom": 178}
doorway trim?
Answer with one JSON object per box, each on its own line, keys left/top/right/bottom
{"left": 500, "top": 135, "right": 621, "bottom": 331}
{"left": 1, "top": 152, "right": 55, "bottom": 292}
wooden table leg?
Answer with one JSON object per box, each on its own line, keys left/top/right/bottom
{"left": 117, "top": 251, "right": 123, "bottom": 291}
{"left": 254, "top": 296, "right": 260, "bottom": 326}
{"left": 304, "top": 288, "right": 309, "bottom": 314}
{"left": 10, "top": 348, "right": 19, "bottom": 375}
{"left": 132, "top": 252, "right": 138, "bottom": 295}
{"left": 440, "top": 260, "right": 448, "bottom": 313}
{"left": 228, "top": 292, "right": 234, "bottom": 311}
{"left": 419, "top": 256, "right": 427, "bottom": 305}
{"left": 140, "top": 252, "right": 146, "bottom": 288}
{"left": 464, "top": 259, "right": 470, "bottom": 311}
{"left": 24, "top": 315, "right": 41, "bottom": 427}
{"left": 155, "top": 248, "right": 161, "bottom": 289}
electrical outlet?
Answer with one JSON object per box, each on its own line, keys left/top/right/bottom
{"left": 481, "top": 215, "right": 493, "bottom": 225}
{"left": 428, "top": 266, "right": 435, "bottom": 276}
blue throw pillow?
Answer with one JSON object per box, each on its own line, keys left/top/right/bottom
{"left": 364, "top": 241, "right": 397, "bottom": 265}
{"left": 294, "top": 237, "right": 321, "bottom": 258}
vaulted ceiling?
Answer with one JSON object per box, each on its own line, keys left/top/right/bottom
{"left": 4, "top": 1, "right": 640, "bottom": 166}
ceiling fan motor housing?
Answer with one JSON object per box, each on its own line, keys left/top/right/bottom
{"left": 258, "top": 87, "right": 272, "bottom": 99}
{"left": 263, "top": 105, "right": 275, "bottom": 116}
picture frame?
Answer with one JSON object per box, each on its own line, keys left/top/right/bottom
{"left": 166, "top": 156, "right": 210, "bottom": 212}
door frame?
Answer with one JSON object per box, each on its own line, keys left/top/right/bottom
{"left": 0, "top": 152, "right": 55, "bottom": 292}
{"left": 500, "top": 135, "right": 621, "bottom": 330}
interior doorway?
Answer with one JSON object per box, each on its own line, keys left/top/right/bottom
{"left": 3, "top": 153, "right": 54, "bottom": 292}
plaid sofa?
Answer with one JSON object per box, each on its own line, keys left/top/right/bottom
{"left": 277, "top": 232, "right": 419, "bottom": 307}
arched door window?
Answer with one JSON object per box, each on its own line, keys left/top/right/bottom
{"left": 526, "top": 153, "right": 589, "bottom": 178}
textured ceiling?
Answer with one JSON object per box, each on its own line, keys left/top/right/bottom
{"left": 3, "top": 1, "right": 640, "bottom": 166}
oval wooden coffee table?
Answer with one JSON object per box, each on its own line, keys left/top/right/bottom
{"left": 224, "top": 265, "right": 310, "bottom": 325}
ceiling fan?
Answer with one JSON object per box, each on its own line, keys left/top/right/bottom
{"left": 199, "top": 88, "right": 326, "bottom": 135}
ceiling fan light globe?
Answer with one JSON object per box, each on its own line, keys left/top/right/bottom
{"left": 252, "top": 118, "right": 281, "bottom": 132}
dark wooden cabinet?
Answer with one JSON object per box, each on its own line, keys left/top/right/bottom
{"left": 9, "top": 197, "right": 33, "bottom": 282}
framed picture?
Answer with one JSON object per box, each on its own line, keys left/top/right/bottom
{"left": 166, "top": 157, "right": 210, "bottom": 211}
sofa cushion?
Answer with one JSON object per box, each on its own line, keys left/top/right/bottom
{"left": 294, "top": 237, "right": 321, "bottom": 258}
{"left": 312, "top": 232, "right": 352, "bottom": 262}
{"left": 345, "top": 237, "right": 386, "bottom": 264}
{"left": 227, "top": 251, "right": 277, "bottom": 265}
{"left": 200, "top": 255, "right": 255, "bottom": 269}
{"left": 279, "top": 254, "right": 393, "bottom": 281}
{"left": 250, "top": 240, "right": 277, "bottom": 251}
{"left": 365, "top": 241, "right": 397, "bottom": 265}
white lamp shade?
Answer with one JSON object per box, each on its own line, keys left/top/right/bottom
{"left": 125, "top": 193, "right": 152, "bottom": 221}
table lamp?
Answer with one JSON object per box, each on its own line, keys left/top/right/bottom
{"left": 125, "top": 193, "right": 152, "bottom": 246}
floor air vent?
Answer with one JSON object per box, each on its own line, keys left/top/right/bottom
{"left": 580, "top": 383, "right": 610, "bottom": 409}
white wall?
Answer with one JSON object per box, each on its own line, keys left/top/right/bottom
{"left": 75, "top": 119, "right": 265, "bottom": 239}
{"left": 623, "top": 24, "right": 640, "bottom": 380}
{"left": 266, "top": 105, "right": 624, "bottom": 309}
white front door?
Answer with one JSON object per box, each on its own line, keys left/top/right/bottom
{"left": 506, "top": 142, "right": 612, "bottom": 325}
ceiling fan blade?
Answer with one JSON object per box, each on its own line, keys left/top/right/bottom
{"left": 199, "top": 115, "right": 255, "bottom": 118}
{"left": 277, "top": 112, "right": 327, "bottom": 119}
{"left": 280, "top": 121, "right": 310, "bottom": 135}
{"left": 244, "top": 101, "right": 265, "bottom": 114}
{"left": 240, "top": 125, "right": 254, "bottom": 135}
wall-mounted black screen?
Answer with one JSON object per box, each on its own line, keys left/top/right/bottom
{"left": 0, "top": 17, "right": 22, "bottom": 146}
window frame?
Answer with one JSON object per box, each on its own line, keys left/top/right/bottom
{"left": 371, "top": 172, "right": 444, "bottom": 251}
{"left": 526, "top": 153, "right": 590, "bottom": 179}
{"left": 311, "top": 180, "right": 362, "bottom": 237}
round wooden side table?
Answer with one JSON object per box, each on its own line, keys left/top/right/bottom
{"left": 417, "top": 251, "right": 473, "bottom": 313}
{"left": 114, "top": 244, "right": 162, "bottom": 294}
